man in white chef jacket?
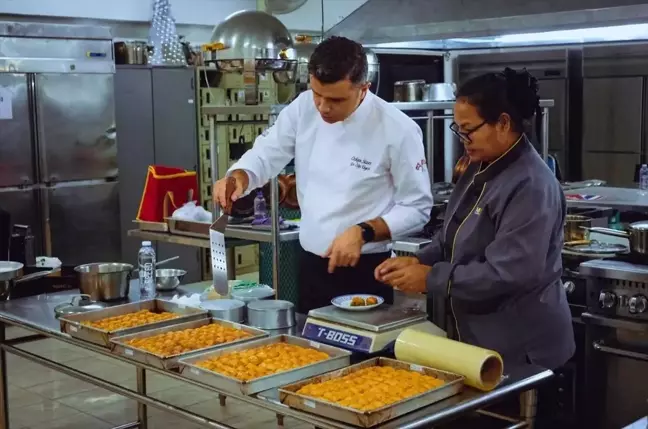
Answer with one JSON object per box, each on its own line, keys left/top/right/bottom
{"left": 214, "top": 36, "right": 433, "bottom": 313}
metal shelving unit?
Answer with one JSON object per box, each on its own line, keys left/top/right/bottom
{"left": 392, "top": 99, "right": 555, "bottom": 183}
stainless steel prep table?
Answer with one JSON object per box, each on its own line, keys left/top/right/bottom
{"left": 0, "top": 289, "right": 552, "bottom": 429}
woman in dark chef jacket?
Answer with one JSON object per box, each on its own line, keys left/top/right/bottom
{"left": 376, "top": 67, "right": 575, "bottom": 371}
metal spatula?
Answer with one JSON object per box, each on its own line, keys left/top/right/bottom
{"left": 210, "top": 214, "right": 229, "bottom": 296}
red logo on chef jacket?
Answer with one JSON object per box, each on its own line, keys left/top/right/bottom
{"left": 415, "top": 159, "right": 427, "bottom": 171}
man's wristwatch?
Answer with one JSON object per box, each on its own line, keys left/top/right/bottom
{"left": 357, "top": 222, "right": 375, "bottom": 243}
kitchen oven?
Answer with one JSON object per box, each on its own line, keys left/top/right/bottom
{"left": 580, "top": 258, "right": 648, "bottom": 429}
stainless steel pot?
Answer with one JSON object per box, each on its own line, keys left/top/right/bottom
{"left": 0, "top": 261, "right": 60, "bottom": 301}
{"left": 247, "top": 300, "right": 295, "bottom": 329}
{"left": 423, "top": 83, "right": 456, "bottom": 102}
{"left": 564, "top": 215, "right": 592, "bottom": 243}
{"left": 75, "top": 263, "right": 133, "bottom": 301}
{"left": 589, "top": 222, "right": 648, "bottom": 255}
{"left": 394, "top": 80, "right": 425, "bottom": 102}
{"left": 201, "top": 299, "right": 246, "bottom": 323}
{"left": 114, "top": 41, "right": 151, "bottom": 65}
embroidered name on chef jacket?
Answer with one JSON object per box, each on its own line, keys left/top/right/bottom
{"left": 350, "top": 156, "right": 372, "bottom": 171}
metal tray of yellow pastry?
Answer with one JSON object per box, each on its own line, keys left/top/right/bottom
{"left": 279, "top": 357, "right": 465, "bottom": 428}
{"left": 178, "top": 335, "right": 351, "bottom": 396}
{"left": 59, "top": 299, "right": 209, "bottom": 347}
{"left": 110, "top": 318, "right": 267, "bottom": 370}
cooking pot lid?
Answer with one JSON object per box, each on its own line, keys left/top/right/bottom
{"left": 54, "top": 295, "right": 106, "bottom": 317}
{"left": 630, "top": 221, "right": 648, "bottom": 230}
{"left": 0, "top": 261, "right": 23, "bottom": 281}
{"left": 564, "top": 241, "right": 628, "bottom": 255}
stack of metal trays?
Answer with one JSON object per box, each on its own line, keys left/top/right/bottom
{"left": 178, "top": 335, "right": 351, "bottom": 395}
{"left": 110, "top": 318, "right": 267, "bottom": 370}
{"left": 59, "top": 299, "right": 209, "bottom": 347}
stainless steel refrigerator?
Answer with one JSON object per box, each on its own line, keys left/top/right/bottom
{"left": 0, "top": 21, "right": 120, "bottom": 265}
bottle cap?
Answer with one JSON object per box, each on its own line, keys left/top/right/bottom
{"left": 142, "top": 241, "right": 152, "bottom": 246}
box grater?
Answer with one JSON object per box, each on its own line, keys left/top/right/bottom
{"left": 210, "top": 214, "right": 229, "bottom": 296}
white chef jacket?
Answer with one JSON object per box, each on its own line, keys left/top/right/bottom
{"left": 227, "top": 90, "right": 433, "bottom": 256}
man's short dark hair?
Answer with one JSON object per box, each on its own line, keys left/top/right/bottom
{"left": 308, "top": 36, "right": 368, "bottom": 85}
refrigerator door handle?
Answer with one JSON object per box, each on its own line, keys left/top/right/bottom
{"left": 40, "top": 187, "right": 52, "bottom": 256}
{"left": 32, "top": 75, "right": 48, "bottom": 183}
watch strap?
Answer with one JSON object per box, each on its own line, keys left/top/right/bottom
{"left": 357, "top": 222, "right": 375, "bottom": 243}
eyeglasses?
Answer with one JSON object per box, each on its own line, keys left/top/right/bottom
{"left": 449, "top": 121, "right": 486, "bottom": 143}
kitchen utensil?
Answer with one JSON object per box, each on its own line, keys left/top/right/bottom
{"left": 0, "top": 261, "right": 60, "bottom": 301}
{"left": 564, "top": 215, "right": 592, "bottom": 242}
{"left": 563, "top": 242, "right": 628, "bottom": 256}
{"left": 200, "top": 299, "right": 246, "bottom": 322}
{"left": 210, "top": 214, "right": 230, "bottom": 296}
{"left": 247, "top": 299, "right": 295, "bottom": 329}
{"left": 586, "top": 223, "right": 648, "bottom": 256}
{"left": 75, "top": 262, "right": 133, "bottom": 301}
{"left": 113, "top": 41, "right": 151, "bottom": 65}
{"left": 155, "top": 268, "right": 187, "bottom": 291}
{"left": 231, "top": 285, "right": 275, "bottom": 303}
{"left": 423, "top": 83, "right": 456, "bottom": 102}
{"left": 54, "top": 294, "right": 107, "bottom": 318}
{"left": 331, "top": 294, "right": 384, "bottom": 311}
{"left": 394, "top": 80, "right": 425, "bottom": 102}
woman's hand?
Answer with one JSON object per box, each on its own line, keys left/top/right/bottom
{"left": 374, "top": 256, "right": 419, "bottom": 282}
{"left": 380, "top": 264, "right": 431, "bottom": 294}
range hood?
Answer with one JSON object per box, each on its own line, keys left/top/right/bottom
{"left": 326, "top": 0, "right": 648, "bottom": 49}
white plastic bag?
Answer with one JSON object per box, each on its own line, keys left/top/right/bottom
{"left": 172, "top": 201, "right": 212, "bottom": 222}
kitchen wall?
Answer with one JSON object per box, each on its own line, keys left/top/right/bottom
{"left": 0, "top": 0, "right": 369, "bottom": 37}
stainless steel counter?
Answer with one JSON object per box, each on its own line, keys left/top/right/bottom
{"left": 127, "top": 226, "right": 299, "bottom": 248}
{"left": 0, "top": 289, "right": 552, "bottom": 429}
{"left": 565, "top": 186, "right": 648, "bottom": 211}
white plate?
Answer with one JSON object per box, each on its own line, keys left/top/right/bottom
{"left": 331, "top": 294, "right": 384, "bottom": 311}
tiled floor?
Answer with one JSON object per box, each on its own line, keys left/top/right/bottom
{"left": 4, "top": 326, "right": 312, "bottom": 429}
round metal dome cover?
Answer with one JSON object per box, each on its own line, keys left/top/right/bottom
{"left": 210, "top": 10, "right": 293, "bottom": 61}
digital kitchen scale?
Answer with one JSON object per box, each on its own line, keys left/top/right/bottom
{"left": 302, "top": 304, "right": 445, "bottom": 354}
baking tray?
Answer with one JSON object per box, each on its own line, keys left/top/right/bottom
{"left": 110, "top": 318, "right": 268, "bottom": 370}
{"left": 59, "top": 299, "right": 208, "bottom": 347}
{"left": 279, "top": 357, "right": 465, "bottom": 428}
{"left": 133, "top": 219, "right": 169, "bottom": 232}
{"left": 166, "top": 217, "right": 210, "bottom": 238}
{"left": 178, "top": 335, "right": 351, "bottom": 395}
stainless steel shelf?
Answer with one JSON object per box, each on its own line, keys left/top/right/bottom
{"left": 128, "top": 227, "right": 299, "bottom": 247}
{"left": 390, "top": 99, "right": 555, "bottom": 111}
{"left": 202, "top": 105, "right": 272, "bottom": 115}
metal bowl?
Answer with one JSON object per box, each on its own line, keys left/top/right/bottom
{"left": 74, "top": 263, "right": 133, "bottom": 302}
{"left": 155, "top": 268, "right": 186, "bottom": 291}
{"left": 247, "top": 299, "right": 295, "bottom": 329}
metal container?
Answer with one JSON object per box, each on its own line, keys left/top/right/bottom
{"left": 564, "top": 215, "right": 592, "bottom": 243}
{"left": 59, "top": 299, "right": 208, "bottom": 347}
{"left": 165, "top": 217, "right": 210, "bottom": 238}
{"left": 75, "top": 262, "right": 133, "bottom": 301}
{"left": 0, "top": 261, "right": 59, "bottom": 301}
{"left": 200, "top": 299, "right": 246, "bottom": 323}
{"left": 279, "top": 357, "right": 465, "bottom": 428}
{"left": 155, "top": 268, "right": 186, "bottom": 291}
{"left": 247, "top": 300, "right": 295, "bottom": 329}
{"left": 394, "top": 80, "right": 425, "bottom": 102}
{"left": 178, "top": 335, "right": 351, "bottom": 395}
{"left": 110, "top": 318, "right": 268, "bottom": 370}
{"left": 114, "top": 41, "right": 151, "bottom": 65}
{"left": 423, "top": 83, "right": 456, "bottom": 102}
{"left": 589, "top": 222, "right": 648, "bottom": 255}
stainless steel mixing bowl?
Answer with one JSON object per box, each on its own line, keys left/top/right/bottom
{"left": 155, "top": 268, "right": 186, "bottom": 291}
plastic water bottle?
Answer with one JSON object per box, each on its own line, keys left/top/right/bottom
{"left": 254, "top": 191, "right": 267, "bottom": 220}
{"left": 640, "top": 164, "right": 648, "bottom": 193}
{"left": 138, "top": 241, "right": 156, "bottom": 297}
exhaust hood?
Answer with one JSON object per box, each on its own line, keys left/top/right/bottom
{"left": 326, "top": 0, "right": 648, "bottom": 49}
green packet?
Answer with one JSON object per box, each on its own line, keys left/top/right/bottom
{"left": 230, "top": 280, "right": 260, "bottom": 291}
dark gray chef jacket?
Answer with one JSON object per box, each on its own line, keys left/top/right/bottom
{"left": 417, "top": 136, "right": 575, "bottom": 371}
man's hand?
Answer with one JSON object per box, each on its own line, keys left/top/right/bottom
{"left": 325, "top": 226, "right": 364, "bottom": 274}
{"left": 380, "top": 263, "right": 431, "bottom": 294}
{"left": 375, "top": 256, "right": 419, "bottom": 282}
{"left": 213, "top": 170, "right": 249, "bottom": 214}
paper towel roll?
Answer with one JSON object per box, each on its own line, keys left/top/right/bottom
{"left": 395, "top": 328, "right": 504, "bottom": 391}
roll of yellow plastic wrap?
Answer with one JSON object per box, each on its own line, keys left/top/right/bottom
{"left": 395, "top": 328, "right": 504, "bottom": 391}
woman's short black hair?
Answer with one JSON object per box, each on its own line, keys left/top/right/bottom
{"left": 456, "top": 67, "right": 541, "bottom": 135}
{"left": 308, "top": 36, "right": 368, "bottom": 85}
